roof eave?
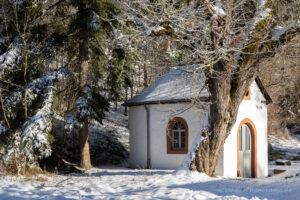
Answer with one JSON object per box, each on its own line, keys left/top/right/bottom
{"left": 123, "top": 77, "right": 272, "bottom": 106}
{"left": 255, "top": 77, "right": 273, "bottom": 104}
{"left": 122, "top": 97, "right": 210, "bottom": 107}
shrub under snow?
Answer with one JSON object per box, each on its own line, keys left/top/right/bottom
{"left": 1, "top": 67, "right": 71, "bottom": 170}
{"left": 21, "top": 89, "right": 55, "bottom": 168}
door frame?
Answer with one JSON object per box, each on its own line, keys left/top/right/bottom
{"left": 237, "top": 118, "right": 257, "bottom": 178}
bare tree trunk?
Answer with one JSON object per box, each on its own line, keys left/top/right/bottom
{"left": 130, "top": 74, "right": 134, "bottom": 98}
{"left": 23, "top": 156, "right": 27, "bottom": 176}
{"left": 138, "top": 64, "right": 141, "bottom": 88}
{"left": 191, "top": 59, "right": 257, "bottom": 176}
{"left": 143, "top": 52, "right": 148, "bottom": 88}
{"left": 24, "top": 54, "right": 28, "bottom": 120}
{"left": 124, "top": 87, "right": 128, "bottom": 116}
{"left": 205, "top": 62, "right": 233, "bottom": 176}
{"left": 78, "top": 29, "right": 92, "bottom": 170}
{"left": 190, "top": 0, "right": 253, "bottom": 176}
{"left": 190, "top": 61, "right": 233, "bottom": 176}
{"left": 0, "top": 88, "right": 10, "bottom": 129}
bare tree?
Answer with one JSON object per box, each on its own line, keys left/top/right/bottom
{"left": 116, "top": 0, "right": 300, "bottom": 176}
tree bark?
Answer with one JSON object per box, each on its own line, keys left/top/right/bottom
{"left": 79, "top": 122, "right": 92, "bottom": 169}
{"left": 124, "top": 87, "right": 128, "bottom": 116}
{"left": 24, "top": 54, "right": 28, "bottom": 120}
{"left": 78, "top": 29, "right": 92, "bottom": 170}
{"left": 0, "top": 88, "right": 10, "bottom": 129}
{"left": 191, "top": 40, "right": 289, "bottom": 176}
{"left": 192, "top": 35, "right": 300, "bottom": 175}
{"left": 190, "top": 0, "right": 270, "bottom": 176}
{"left": 143, "top": 52, "right": 148, "bottom": 88}
{"left": 191, "top": 59, "right": 259, "bottom": 176}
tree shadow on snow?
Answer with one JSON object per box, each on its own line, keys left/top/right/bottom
{"left": 0, "top": 188, "right": 77, "bottom": 200}
{"left": 166, "top": 178, "right": 292, "bottom": 200}
{"left": 71, "top": 167, "right": 171, "bottom": 177}
{"left": 41, "top": 117, "right": 129, "bottom": 173}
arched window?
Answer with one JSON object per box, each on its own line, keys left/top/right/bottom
{"left": 166, "top": 117, "right": 188, "bottom": 154}
{"left": 244, "top": 88, "right": 251, "bottom": 100}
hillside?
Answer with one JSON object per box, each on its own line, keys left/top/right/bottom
{"left": 39, "top": 105, "right": 130, "bottom": 172}
{"left": 260, "top": 36, "right": 300, "bottom": 139}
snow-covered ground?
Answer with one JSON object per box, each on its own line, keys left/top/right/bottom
{"left": 0, "top": 163, "right": 300, "bottom": 200}
{"left": 269, "top": 134, "right": 300, "bottom": 159}
{"left": 1, "top": 132, "right": 300, "bottom": 200}
{"left": 1, "top": 107, "right": 299, "bottom": 200}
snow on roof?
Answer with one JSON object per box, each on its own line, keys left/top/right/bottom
{"left": 125, "top": 66, "right": 209, "bottom": 106}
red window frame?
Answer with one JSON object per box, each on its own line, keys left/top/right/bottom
{"left": 166, "top": 117, "right": 188, "bottom": 154}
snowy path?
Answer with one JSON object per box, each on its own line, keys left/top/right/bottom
{"left": 0, "top": 164, "right": 300, "bottom": 200}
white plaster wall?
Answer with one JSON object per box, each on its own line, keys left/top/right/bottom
{"left": 129, "top": 103, "right": 208, "bottom": 169}
{"left": 129, "top": 106, "right": 148, "bottom": 168}
{"left": 223, "top": 81, "right": 268, "bottom": 178}
{"left": 149, "top": 103, "right": 208, "bottom": 169}
{"left": 129, "top": 80, "right": 268, "bottom": 177}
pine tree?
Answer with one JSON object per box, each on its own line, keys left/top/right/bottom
{"left": 106, "top": 47, "right": 134, "bottom": 110}
{"left": 66, "top": 0, "right": 120, "bottom": 169}
{"left": 0, "top": 0, "right": 136, "bottom": 172}
{"left": 0, "top": 0, "right": 72, "bottom": 172}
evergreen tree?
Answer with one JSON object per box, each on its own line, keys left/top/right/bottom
{"left": 0, "top": 0, "right": 135, "bottom": 172}
{"left": 0, "top": 0, "right": 72, "bottom": 172}
{"left": 64, "top": 0, "right": 121, "bottom": 169}
{"left": 107, "top": 47, "right": 134, "bottom": 110}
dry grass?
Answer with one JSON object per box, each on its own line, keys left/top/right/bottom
{"left": 23, "top": 167, "right": 54, "bottom": 181}
{"left": 1, "top": 157, "right": 55, "bottom": 182}
{"left": 24, "top": 174, "right": 49, "bottom": 182}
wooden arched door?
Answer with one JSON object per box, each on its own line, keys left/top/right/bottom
{"left": 237, "top": 119, "right": 257, "bottom": 178}
{"left": 239, "top": 124, "right": 252, "bottom": 177}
